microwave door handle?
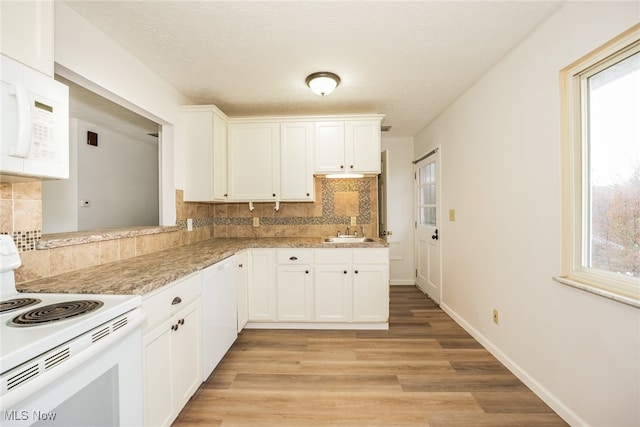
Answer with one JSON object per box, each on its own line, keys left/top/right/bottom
{"left": 12, "top": 83, "right": 32, "bottom": 158}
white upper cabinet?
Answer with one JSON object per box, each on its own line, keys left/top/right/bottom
{"left": 0, "top": 0, "right": 54, "bottom": 76}
{"left": 314, "top": 118, "right": 382, "bottom": 174}
{"left": 228, "top": 122, "right": 280, "bottom": 201}
{"left": 180, "top": 106, "right": 228, "bottom": 202}
{"left": 280, "top": 122, "right": 314, "bottom": 201}
{"left": 314, "top": 121, "right": 345, "bottom": 174}
{"left": 345, "top": 120, "right": 382, "bottom": 174}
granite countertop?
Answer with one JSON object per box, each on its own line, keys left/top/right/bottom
{"left": 17, "top": 237, "right": 388, "bottom": 297}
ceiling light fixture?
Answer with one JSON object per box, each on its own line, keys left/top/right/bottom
{"left": 305, "top": 72, "right": 341, "bottom": 96}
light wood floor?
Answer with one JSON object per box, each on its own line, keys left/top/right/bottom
{"left": 173, "top": 286, "right": 567, "bottom": 426}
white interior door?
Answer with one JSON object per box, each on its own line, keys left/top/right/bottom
{"left": 414, "top": 150, "right": 441, "bottom": 303}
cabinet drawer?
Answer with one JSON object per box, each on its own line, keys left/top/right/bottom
{"left": 314, "top": 249, "right": 353, "bottom": 264}
{"left": 353, "top": 248, "right": 388, "bottom": 264}
{"left": 142, "top": 272, "right": 201, "bottom": 331}
{"left": 276, "top": 249, "right": 313, "bottom": 264}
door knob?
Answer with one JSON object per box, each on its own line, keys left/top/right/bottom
{"left": 432, "top": 229, "right": 439, "bottom": 240}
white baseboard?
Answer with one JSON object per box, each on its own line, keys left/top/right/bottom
{"left": 390, "top": 279, "right": 415, "bottom": 286}
{"left": 440, "top": 302, "right": 586, "bottom": 427}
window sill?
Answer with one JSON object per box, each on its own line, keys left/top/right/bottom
{"left": 553, "top": 276, "right": 640, "bottom": 308}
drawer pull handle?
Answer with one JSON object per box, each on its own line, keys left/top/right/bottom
{"left": 289, "top": 256, "right": 298, "bottom": 261}
{"left": 179, "top": 318, "right": 185, "bottom": 325}
{"left": 171, "top": 297, "right": 182, "bottom": 305}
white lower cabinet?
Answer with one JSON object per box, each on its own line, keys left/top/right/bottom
{"left": 314, "top": 264, "right": 353, "bottom": 322}
{"left": 247, "top": 247, "right": 389, "bottom": 327}
{"left": 248, "top": 249, "right": 277, "bottom": 321}
{"left": 276, "top": 250, "right": 313, "bottom": 321}
{"left": 142, "top": 274, "right": 201, "bottom": 427}
{"left": 353, "top": 264, "right": 389, "bottom": 322}
{"left": 236, "top": 250, "right": 249, "bottom": 331}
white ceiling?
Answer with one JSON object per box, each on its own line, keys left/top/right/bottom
{"left": 63, "top": 0, "right": 565, "bottom": 138}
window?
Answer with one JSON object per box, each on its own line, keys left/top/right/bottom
{"left": 417, "top": 160, "right": 437, "bottom": 227}
{"left": 558, "top": 25, "right": 640, "bottom": 307}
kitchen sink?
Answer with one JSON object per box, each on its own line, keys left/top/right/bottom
{"left": 323, "top": 236, "right": 375, "bottom": 243}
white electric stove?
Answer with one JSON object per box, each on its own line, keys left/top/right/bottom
{"left": 0, "top": 235, "right": 144, "bottom": 426}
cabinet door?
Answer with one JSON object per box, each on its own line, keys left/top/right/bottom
{"left": 345, "top": 120, "right": 381, "bottom": 174}
{"left": 212, "top": 112, "right": 229, "bottom": 200}
{"left": 172, "top": 300, "right": 202, "bottom": 409}
{"left": 228, "top": 123, "right": 280, "bottom": 200}
{"left": 314, "top": 121, "right": 345, "bottom": 173}
{"left": 248, "top": 249, "right": 277, "bottom": 321}
{"left": 314, "top": 265, "right": 353, "bottom": 322}
{"left": 0, "top": 0, "right": 53, "bottom": 76}
{"left": 236, "top": 251, "right": 249, "bottom": 332}
{"left": 143, "top": 322, "right": 174, "bottom": 427}
{"left": 277, "top": 265, "right": 313, "bottom": 321}
{"left": 352, "top": 263, "right": 389, "bottom": 322}
{"left": 181, "top": 109, "right": 228, "bottom": 202}
{"left": 280, "top": 122, "right": 314, "bottom": 201}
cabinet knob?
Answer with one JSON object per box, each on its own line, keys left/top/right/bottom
{"left": 171, "top": 296, "right": 182, "bottom": 305}
{"left": 306, "top": 193, "right": 310, "bottom": 197}
{"left": 350, "top": 165, "right": 354, "bottom": 169}
{"left": 343, "top": 270, "right": 347, "bottom": 274}
{"left": 239, "top": 263, "right": 243, "bottom": 268}
{"left": 171, "top": 324, "right": 178, "bottom": 331}
{"left": 179, "top": 318, "right": 185, "bottom": 325}
{"left": 305, "top": 270, "right": 309, "bottom": 274}
{"left": 290, "top": 256, "right": 298, "bottom": 261}
{"left": 355, "top": 270, "right": 359, "bottom": 274}
{"left": 273, "top": 193, "right": 276, "bottom": 197}
{"left": 224, "top": 193, "right": 228, "bottom": 197}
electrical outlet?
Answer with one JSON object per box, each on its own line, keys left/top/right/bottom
{"left": 350, "top": 216, "right": 357, "bottom": 226}
{"left": 187, "top": 218, "right": 193, "bottom": 231}
{"left": 493, "top": 309, "right": 499, "bottom": 325}
{"left": 449, "top": 209, "right": 456, "bottom": 221}
{"left": 253, "top": 217, "right": 259, "bottom": 227}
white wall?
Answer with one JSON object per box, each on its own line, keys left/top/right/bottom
{"left": 77, "top": 120, "right": 158, "bottom": 231}
{"left": 413, "top": 3, "right": 640, "bottom": 426}
{"left": 382, "top": 136, "right": 415, "bottom": 285}
{"left": 42, "top": 118, "right": 79, "bottom": 233}
{"left": 53, "top": 3, "right": 193, "bottom": 226}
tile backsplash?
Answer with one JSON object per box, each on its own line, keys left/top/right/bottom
{"left": 178, "top": 177, "right": 378, "bottom": 239}
{"left": 3, "top": 176, "right": 377, "bottom": 284}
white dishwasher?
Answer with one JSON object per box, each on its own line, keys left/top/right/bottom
{"left": 201, "top": 255, "right": 238, "bottom": 381}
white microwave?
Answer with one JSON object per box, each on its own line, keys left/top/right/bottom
{"left": 1, "top": 54, "right": 69, "bottom": 182}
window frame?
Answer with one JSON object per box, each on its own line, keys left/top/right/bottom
{"left": 557, "top": 24, "right": 640, "bottom": 308}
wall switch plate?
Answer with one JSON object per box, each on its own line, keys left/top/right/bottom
{"left": 493, "top": 309, "right": 499, "bottom": 325}
{"left": 350, "top": 216, "right": 357, "bottom": 226}
{"left": 187, "top": 218, "right": 193, "bottom": 231}
{"left": 449, "top": 209, "right": 456, "bottom": 221}
{"left": 253, "top": 217, "right": 259, "bottom": 227}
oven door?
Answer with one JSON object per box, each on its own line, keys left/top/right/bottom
{"left": 1, "top": 322, "right": 143, "bottom": 427}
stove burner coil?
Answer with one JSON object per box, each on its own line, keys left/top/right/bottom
{"left": 0, "top": 298, "right": 41, "bottom": 313}
{"left": 11, "top": 300, "right": 104, "bottom": 326}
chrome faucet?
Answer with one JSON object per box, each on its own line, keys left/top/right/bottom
{"left": 345, "top": 226, "right": 350, "bottom": 236}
